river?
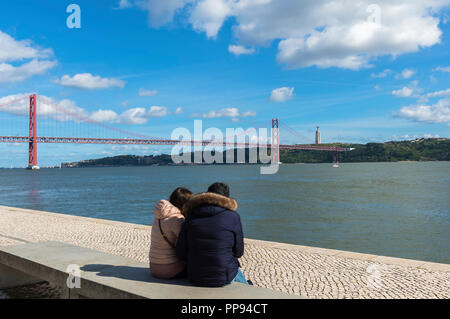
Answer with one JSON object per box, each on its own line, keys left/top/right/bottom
{"left": 0, "top": 162, "right": 448, "bottom": 263}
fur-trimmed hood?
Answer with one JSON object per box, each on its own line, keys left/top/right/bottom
{"left": 182, "top": 192, "right": 238, "bottom": 216}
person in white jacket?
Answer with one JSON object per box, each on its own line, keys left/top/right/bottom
{"left": 149, "top": 187, "right": 192, "bottom": 279}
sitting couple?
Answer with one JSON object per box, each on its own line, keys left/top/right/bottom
{"left": 149, "top": 182, "right": 251, "bottom": 287}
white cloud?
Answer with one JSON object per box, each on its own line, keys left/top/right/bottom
{"left": 137, "top": 0, "right": 193, "bottom": 28}
{"left": 192, "top": 107, "right": 256, "bottom": 120}
{"left": 117, "top": 108, "right": 149, "bottom": 125}
{"left": 433, "top": 66, "right": 450, "bottom": 72}
{"left": 134, "top": 1, "right": 449, "bottom": 70}
{"left": 0, "top": 30, "right": 53, "bottom": 62}
{"left": 0, "top": 93, "right": 87, "bottom": 121}
{"left": 90, "top": 110, "right": 119, "bottom": 123}
{"left": 397, "top": 98, "right": 450, "bottom": 123}
{"left": 116, "top": 0, "right": 133, "bottom": 9}
{"left": 269, "top": 87, "right": 294, "bottom": 102}
{"left": 147, "top": 106, "right": 168, "bottom": 117}
{"left": 371, "top": 69, "right": 392, "bottom": 78}
{"left": 189, "top": 0, "right": 232, "bottom": 38}
{"left": 392, "top": 81, "right": 421, "bottom": 97}
{"left": 202, "top": 107, "right": 240, "bottom": 118}
{"left": 392, "top": 87, "right": 414, "bottom": 97}
{"left": 0, "top": 30, "right": 56, "bottom": 83}
{"left": 397, "top": 68, "right": 416, "bottom": 79}
{"left": 175, "top": 107, "right": 183, "bottom": 114}
{"left": 0, "top": 93, "right": 168, "bottom": 125}
{"left": 228, "top": 44, "right": 255, "bottom": 55}
{"left": 426, "top": 88, "right": 450, "bottom": 98}
{"left": 0, "top": 60, "right": 57, "bottom": 84}
{"left": 241, "top": 110, "right": 256, "bottom": 117}
{"left": 118, "top": 106, "right": 168, "bottom": 124}
{"left": 56, "top": 73, "right": 125, "bottom": 90}
{"left": 138, "top": 88, "right": 158, "bottom": 96}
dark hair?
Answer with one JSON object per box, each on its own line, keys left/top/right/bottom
{"left": 169, "top": 187, "right": 193, "bottom": 210}
{"left": 207, "top": 182, "right": 230, "bottom": 198}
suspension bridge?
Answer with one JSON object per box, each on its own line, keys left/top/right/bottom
{"left": 0, "top": 94, "right": 352, "bottom": 168}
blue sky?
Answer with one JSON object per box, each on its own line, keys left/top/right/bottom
{"left": 0, "top": 0, "right": 449, "bottom": 167}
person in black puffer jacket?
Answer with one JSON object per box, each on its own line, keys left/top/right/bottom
{"left": 175, "top": 182, "right": 248, "bottom": 287}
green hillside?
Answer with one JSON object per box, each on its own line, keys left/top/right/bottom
{"left": 62, "top": 138, "right": 449, "bottom": 167}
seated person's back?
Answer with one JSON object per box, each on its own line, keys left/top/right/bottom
{"left": 150, "top": 187, "right": 192, "bottom": 279}
{"left": 176, "top": 183, "right": 244, "bottom": 287}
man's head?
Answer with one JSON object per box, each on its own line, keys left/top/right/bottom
{"left": 208, "top": 182, "right": 230, "bottom": 198}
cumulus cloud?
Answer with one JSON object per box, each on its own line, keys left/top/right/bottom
{"left": 201, "top": 107, "right": 240, "bottom": 118}
{"left": 138, "top": 88, "right": 158, "bottom": 96}
{"left": 396, "top": 98, "right": 450, "bottom": 124}
{"left": 135, "top": 0, "right": 193, "bottom": 28}
{"left": 128, "top": 1, "right": 450, "bottom": 70}
{"left": 0, "top": 93, "right": 168, "bottom": 125}
{"left": 90, "top": 110, "right": 119, "bottom": 123}
{"left": 55, "top": 73, "right": 125, "bottom": 90}
{"left": 425, "top": 88, "right": 450, "bottom": 98}
{"left": 0, "top": 30, "right": 53, "bottom": 62}
{"left": 433, "top": 66, "right": 450, "bottom": 72}
{"left": 118, "top": 106, "right": 168, "bottom": 124}
{"left": 392, "top": 86, "right": 414, "bottom": 97}
{"left": 189, "top": 0, "right": 233, "bottom": 38}
{"left": 0, "top": 60, "right": 57, "bottom": 84}
{"left": 397, "top": 68, "right": 416, "bottom": 79}
{"left": 228, "top": 44, "right": 255, "bottom": 55}
{"left": 0, "top": 93, "right": 87, "bottom": 121}
{"left": 392, "top": 81, "right": 421, "bottom": 97}
{"left": 191, "top": 107, "right": 256, "bottom": 121}
{"left": 0, "top": 30, "right": 56, "bottom": 83}
{"left": 371, "top": 69, "right": 392, "bottom": 78}
{"left": 116, "top": 0, "right": 133, "bottom": 9}
{"left": 175, "top": 107, "right": 183, "bottom": 114}
{"left": 270, "top": 87, "right": 294, "bottom": 102}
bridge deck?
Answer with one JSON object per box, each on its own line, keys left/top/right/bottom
{"left": 0, "top": 136, "right": 350, "bottom": 151}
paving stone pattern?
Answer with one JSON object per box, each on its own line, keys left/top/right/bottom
{"left": 0, "top": 206, "right": 448, "bottom": 299}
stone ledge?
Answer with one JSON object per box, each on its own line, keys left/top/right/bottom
{"left": 0, "top": 241, "right": 301, "bottom": 299}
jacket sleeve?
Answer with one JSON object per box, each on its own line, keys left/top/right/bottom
{"left": 233, "top": 213, "right": 244, "bottom": 258}
{"left": 175, "top": 220, "right": 188, "bottom": 261}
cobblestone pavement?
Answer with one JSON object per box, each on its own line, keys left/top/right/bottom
{"left": 0, "top": 206, "right": 449, "bottom": 299}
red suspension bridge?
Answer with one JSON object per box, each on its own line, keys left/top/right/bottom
{"left": 0, "top": 94, "right": 351, "bottom": 168}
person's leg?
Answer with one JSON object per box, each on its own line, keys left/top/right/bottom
{"left": 231, "top": 268, "right": 248, "bottom": 284}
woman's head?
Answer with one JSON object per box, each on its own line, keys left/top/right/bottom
{"left": 169, "top": 187, "right": 193, "bottom": 211}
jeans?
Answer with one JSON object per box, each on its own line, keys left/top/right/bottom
{"left": 231, "top": 267, "right": 248, "bottom": 284}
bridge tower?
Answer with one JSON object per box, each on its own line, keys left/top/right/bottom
{"left": 272, "top": 118, "right": 280, "bottom": 164}
{"left": 28, "top": 94, "right": 37, "bottom": 169}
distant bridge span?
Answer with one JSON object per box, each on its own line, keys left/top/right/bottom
{"left": 0, "top": 94, "right": 352, "bottom": 168}
{"left": 0, "top": 136, "right": 350, "bottom": 152}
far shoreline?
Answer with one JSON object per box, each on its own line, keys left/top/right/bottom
{"left": 2, "top": 160, "right": 450, "bottom": 170}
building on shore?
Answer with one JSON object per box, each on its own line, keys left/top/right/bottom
{"left": 315, "top": 126, "right": 321, "bottom": 144}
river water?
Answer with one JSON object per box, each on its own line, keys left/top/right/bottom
{"left": 0, "top": 162, "right": 448, "bottom": 263}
